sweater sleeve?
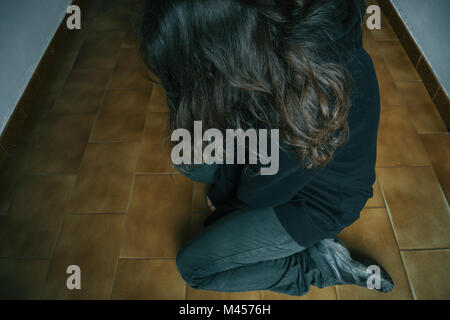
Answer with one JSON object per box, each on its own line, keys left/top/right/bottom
{"left": 208, "top": 163, "right": 244, "bottom": 206}
{"left": 233, "top": 150, "right": 322, "bottom": 209}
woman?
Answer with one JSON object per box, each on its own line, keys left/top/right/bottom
{"left": 141, "top": 0, "right": 394, "bottom": 296}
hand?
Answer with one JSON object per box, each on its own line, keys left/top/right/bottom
{"left": 207, "top": 196, "right": 216, "bottom": 212}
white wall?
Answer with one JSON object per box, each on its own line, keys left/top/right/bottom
{"left": 0, "top": 0, "right": 72, "bottom": 135}
{"left": 391, "top": 0, "right": 450, "bottom": 97}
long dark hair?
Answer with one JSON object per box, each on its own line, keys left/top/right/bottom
{"left": 141, "top": 0, "right": 363, "bottom": 169}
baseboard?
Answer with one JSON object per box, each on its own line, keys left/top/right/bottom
{"left": 377, "top": 0, "right": 450, "bottom": 130}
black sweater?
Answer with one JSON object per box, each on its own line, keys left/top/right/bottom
{"left": 208, "top": 1, "right": 380, "bottom": 248}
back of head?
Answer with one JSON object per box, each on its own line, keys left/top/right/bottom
{"left": 141, "top": 0, "right": 366, "bottom": 168}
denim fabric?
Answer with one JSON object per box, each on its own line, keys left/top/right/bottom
{"left": 175, "top": 163, "right": 329, "bottom": 296}
{"left": 175, "top": 163, "right": 219, "bottom": 184}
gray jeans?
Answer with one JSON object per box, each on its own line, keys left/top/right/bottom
{"left": 175, "top": 164, "right": 327, "bottom": 296}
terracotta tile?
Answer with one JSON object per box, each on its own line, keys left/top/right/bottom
{"left": 262, "top": 287, "right": 336, "bottom": 300}
{"left": 0, "top": 259, "right": 49, "bottom": 299}
{"left": 187, "top": 287, "right": 260, "bottom": 300}
{"left": 52, "top": 69, "right": 111, "bottom": 114}
{"left": 112, "top": 259, "right": 185, "bottom": 299}
{"left": 137, "top": 112, "right": 174, "bottom": 173}
{"left": 377, "top": 167, "right": 450, "bottom": 249}
{"left": 115, "top": 48, "right": 146, "bottom": 69}
{"left": 378, "top": 41, "right": 420, "bottom": 81}
{"left": 147, "top": 70, "right": 161, "bottom": 84}
{"left": 91, "top": 90, "right": 150, "bottom": 141}
{"left": 336, "top": 208, "right": 413, "bottom": 299}
{"left": 0, "top": 176, "right": 76, "bottom": 257}
{"left": 421, "top": 134, "right": 450, "bottom": 203}
{"left": 149, "top": 84, "right": 170, "bottom": 112}
{"left": 41, "top": 50, "right": 79, "bottom": 94}
{"left": 377, "top": 106, "right": 431, "bottom": 167}
{"left": 365, "top": 177, "right": 384, "bottom": 208}
{"left": 109, "top": 48, "right": 153, "bottom": 89}
{"left": 69, "top": 142, "right": 140, "bottom": 213}
{"left": 28, "top": 114, "right": 94, "bottom": 174}
{"left": 121, "top": 27, "right": 141, "bottom": 48}
{"left": 87, "top": 3, "right": 132, "bottom": 32}
{"left": 369, "top": 11, "right": 398, "bottom": 41}
{"left": 42, "top": 214, "right": 124, "bottom": 299}
{"left": 83, "top": 0, "right": 112, "bottom": 19}
{"left": 192, "top": 182, "right": 211, "bottom": 212}
{"left": 63, "top": 28, "right": 89, "bottom": 55}
{"left": 17, "top": 108, "right": 49, "bottom": 147}
{"left": 369, "top": 52, "right": 403, "bottom": 106}
{"left": 110, "top": 67, "right": 154, "bottom": 90}
{"left": 22, "top": 93, "right": 58, "bottom": 125}
{"left": 0, "top": 146, "right": 32, "bottom": 215}
{"left": 73, "top": 32, "right": 125, "bottom": 69}
{"left": 365, "top": 0, "right": 378, "bottom": 6}
{"left": 396, "top": 82, "right": 447, "bottom": 133}
{"left": 401, "top": 249, "right": 450, "bottom": 300}
{"left": 121, "top": 175, "right": 192, "bottom": 258}
{"left": 84, "top": 0, "right": 134, "bottom": 19}
{"left": 362, "top": 27, "right": 378, "bottom": 54}
{"left": 0, "top": 108, "right": 28, "bottom": 152}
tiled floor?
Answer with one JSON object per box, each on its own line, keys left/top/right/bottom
{"left": 0, "top": 0, "right": 449, "bottom": 300}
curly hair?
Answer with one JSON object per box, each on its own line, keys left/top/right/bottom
{"left": 141, "top": 0, "right": 365, "bottom": 169}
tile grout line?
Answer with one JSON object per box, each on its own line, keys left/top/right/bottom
{"left": 109, "top": 70, "right": 154, "bottom": 300}
{"left": 38, "top": 29, "right": 119, "bottom": 299}
{"left": 119, "top": 257, "right": 177, "bottom": 260}
{"left": 37, "top": 174, "right": 78, "bottom": 300}
{"left": 33, "top": 29, "right": 97, "bottom": 298}
{"left": 376, "top": 39, "right": 420, "bottom": 82}
{"left": 0, "top": 256, "right": 50, "bottom": 261}
{"left": 334, "top": 286, "right": 340, "bottom": 300}
{"left": 183, "top": 172, "right": 198, "bottom": 300}
{"left": 375, "top": 165, "right": 433, "bottom": 169}
{"left": 400, "top": 247, "right": 450, "bottom": 252}
{"left": 416, "top": 136, "right": 450, "bottom": 209}
{"left": 376, "top": 41, "right": 431, "bottom": 140}
{"left": 419, "top": 132, "right": 450, "bottom": 136}
{"left": 392, "top": 80, "right": 446, "bottom": 136}
{"left": 38, "top": 31, "right": 89, "bottom": 119}
{"left": 376, "top": 173, "right": 416, "bottom": 300}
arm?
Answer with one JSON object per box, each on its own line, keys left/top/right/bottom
{"left": 207, "top": 163, "right": 244, "bottom": 206}
{"left": 233, "top": 150, "right": 322, "bottom": 209}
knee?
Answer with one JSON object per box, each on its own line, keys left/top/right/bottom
{"left": 176, "top": 247, "right": 205, "bottom": 289}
